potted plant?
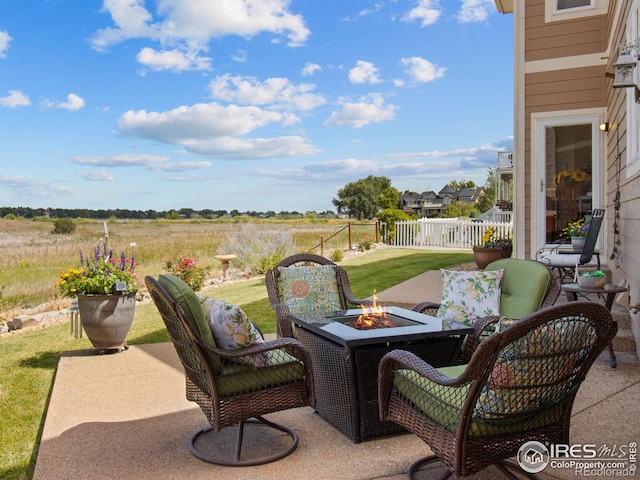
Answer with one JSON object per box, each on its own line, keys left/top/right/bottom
{"left": 563, "top": 214, "right": 591, "bottom": 249}
{"left": 473, "top": 226, "right": 512, "bottom": 269}
{"left": 56, "top": 243, "right": 141, "bottom": 353}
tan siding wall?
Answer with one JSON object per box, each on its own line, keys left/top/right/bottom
{"left": 522, "top": 66, "right": 606, "bottom": 257}
{"left": 603, "top": 2, "right": 640, "bottom": 320}
{"left": 525, "top": 0, "right": 607, "bottom": 62}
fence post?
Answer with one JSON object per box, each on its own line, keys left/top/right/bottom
{"left": 348, "top": 222, "right": 352, "bottom": 250}
{"left": 375, "top": 220, "right": 379, "bottom": 243}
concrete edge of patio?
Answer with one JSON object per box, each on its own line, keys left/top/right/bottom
{"left": 34, "top": 272, "right": 640, "bottom": 480}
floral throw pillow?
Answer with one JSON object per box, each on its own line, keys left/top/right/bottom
{"left": 278, "top": 265, "right": 342, "bottom": 316}
{"left": 200, "top": 298, "right": 270, "bottom": 367}
{"left": 437, "top": 269, "right": 504, "bottom": 327}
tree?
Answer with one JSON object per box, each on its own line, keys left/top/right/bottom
{"left": 449, "top": 180, "right": 476, "bottom": 190}
{"left": 476, "top": 167, "right": 497, "bottom": 213}
{"left": 444, "top": 200, "right": 478, "bottom": 218}
{"left": 332, "top": 175, "right": 393, "bottom": 220}
{"left": 378, "top": 186, "right": 400, "bottom": 210}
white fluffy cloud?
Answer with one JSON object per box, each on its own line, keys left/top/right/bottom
{"left": 457, "top": 0, "right": 496, "bottom": 23}
{"left": 91, "top": 0, "right": 310, "bottom": 71}
{"left": 324, "top": 93, "right": 397, "bottom": 129}
{"left": 349, "top": 60, "right": 382, "bottom": 84}
{"left": 302, "top": 62, "right": 321, "bottom": 76}
{"left": 0, "top": 90, "right": 30, "bottom": 108}
{"left": 208, "top": 74, "right": 326, "bottom": 111}
{"left": 136, "top": 46, "right": 212, "bottom": 72}
{"left": 402, "top": 0, "right": 442, "bottom": 27}
{"left": 400, "top": 56, "right": 446, "bottom": 83}
{"left": 0, "top": 90, "right": 31, "bottom": 108}
{"left": 57, "top": 93, "right": 86, "bottom": 111}
{"left": 117, "top": 101, "right": 319, "bottom": 159}
{"left": 0, "top": 30, "right": 12, "bottom": 58}
{"left": 77, "top": 170, "right": 115, "bottom": 181}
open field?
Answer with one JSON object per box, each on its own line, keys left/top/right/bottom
{"left": 0, "top": 217, "right": 380, "bottom": 317}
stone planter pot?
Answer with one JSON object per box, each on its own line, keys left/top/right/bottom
{"left": 571, "top": 236, "right": 586, "bottom": 249}
{"left": 473, "top": 247, "right": 504, "bottom": 270}
{"left": 77, "top": 293, "right": 136, "bottom": 353}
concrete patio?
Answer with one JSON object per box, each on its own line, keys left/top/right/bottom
{"left": 34, "top": 272, "right": 640, "bottom": 480}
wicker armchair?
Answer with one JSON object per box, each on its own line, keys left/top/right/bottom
{"left": 145, "top": 275, "right": 315, "bottom": 466}
{"left": 379, "top": 302, "right": 617, "bottom": 479}
{"left": 412, "top": 258, "right": 561, "bottom": 364}
{"left": 265, "top": 253, "right": 372, "bottom": 338}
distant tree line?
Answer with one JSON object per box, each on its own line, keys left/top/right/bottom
{"left": 0, "top": 206, "right": 340, "bottom": 220}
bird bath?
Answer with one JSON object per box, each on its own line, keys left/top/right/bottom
{"left": 214, "top": 254, "right": 236, "bottom": 281}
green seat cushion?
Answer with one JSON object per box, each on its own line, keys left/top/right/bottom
{"left": 278, "top": 265, "right": 342, "bottom": 316}
{"left": 394, "top": 363, "right": 562, "bottom": 437}
{"left": 486, "top": 259, "right": 551, "bottom": 319}
{"left": 216, "top": 350, "right": 306, "bottom": 397}
{"left": 157, "top": 274, "right": 222, "bottom": 373}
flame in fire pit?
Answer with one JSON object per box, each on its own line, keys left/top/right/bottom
{"left": 349, "top": 292, "right": 396, "bottom": 329}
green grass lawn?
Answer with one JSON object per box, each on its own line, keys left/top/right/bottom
{"left": 0, "top": 248, "right": 472, "bottom": 480}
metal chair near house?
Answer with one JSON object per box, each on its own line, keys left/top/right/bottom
{"left": 536, "top": 209, "right": 605, "bottom": 283}
{"left": 265, "top": 253, "right": 373, "bottom": 338}
{"left": 378, "top": 302, "right": 617, "bottom": 479}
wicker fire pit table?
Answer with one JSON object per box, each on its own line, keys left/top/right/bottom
{"left": 289, "top": 307, "right": 472, "bottom": 443}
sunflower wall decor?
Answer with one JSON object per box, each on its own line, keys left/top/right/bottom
{"left": 555, "top": 169, "right": 591, "bottom": 185}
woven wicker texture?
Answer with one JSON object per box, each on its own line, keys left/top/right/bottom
{"left": 379, "top": 302, "right": 617, "bottom": 478}
{"left": 145, "top": 276, "right": 315, "bottom": 465}
{"left": 297, "top": 327, "right": 462, "bottom": 442}
{"left": 265, "top": 253, "right": 373, "bottom": 338}
{"left": 412, "top": 260, "right": 561, "bottom": 364}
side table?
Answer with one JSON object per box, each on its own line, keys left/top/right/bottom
{"left": 561, "top": 283, "right": 627, "bottom": 368}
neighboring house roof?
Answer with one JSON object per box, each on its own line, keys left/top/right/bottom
{"left": 400, "top": 185, "right": 484, "bottom": 213}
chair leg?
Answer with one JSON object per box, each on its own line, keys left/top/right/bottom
{"left": 496, "top": 460, "right": 541, "bottom": 479}
{"left": 189, "top": 416, "right": 299, "bottom": 467}
{"left": 408, "top": 455, "right": 452, "bottom": 480}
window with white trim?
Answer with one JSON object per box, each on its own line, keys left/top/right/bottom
{"left": 626, "top": 0, "right": 640, "bottom": 177}
{"left": 557, "top": 0, "right": 592, "bottom": 10}
{"left": 546, "top": 0, "right": 606, "bottom": 22}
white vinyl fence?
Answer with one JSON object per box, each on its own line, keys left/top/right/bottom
{"left": 391, "top": 218, "right": 513, "bottom": 249}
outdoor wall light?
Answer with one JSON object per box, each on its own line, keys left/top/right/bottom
{"left": 599, "top": 122, "right": 610, "bottom": 132}
{"left": 613, "top": 40, "right": 639, "bottom": 89}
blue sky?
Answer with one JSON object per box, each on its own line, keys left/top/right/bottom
{"left": 0, "top": 0, "right": 514, "bottom": 213}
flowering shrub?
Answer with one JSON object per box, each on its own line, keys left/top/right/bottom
{"left": 217, "top": 224, "right": 295, "bottom": 274}
{"left": 478, "top": 226, "right": 512, "bottom": 248}
{"left": 56, "top": 243, "right": 140, "bottom": 297}
{"left": 164, "top": 254, "right": 211, "bottom": 291}
{"left": 563, "top": 215, "right": 591, "bottom": 238}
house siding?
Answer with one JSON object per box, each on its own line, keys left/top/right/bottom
{"left": 522, "top": 66, "right": 606, "bottom": 256}
{"left": 525, "top": 0, "right": 607, "bottom": 62}
{"left": 512, "top": 0, "right": 640, "bottom": 354}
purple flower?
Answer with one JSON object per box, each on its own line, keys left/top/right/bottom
{"left": 120, "top": 252, "right": 126, "bottom": 271}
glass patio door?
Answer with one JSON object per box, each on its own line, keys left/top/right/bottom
{"left": 533, "top": 111, "right": 602, "bottom": 252}
{"left": 544, "top": 124, "right": 593, "bottom": 242}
